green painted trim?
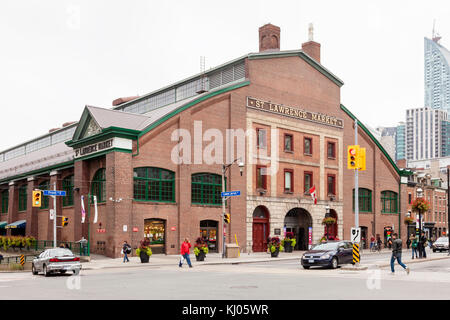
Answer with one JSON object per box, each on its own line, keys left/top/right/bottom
{"left": 138, "top": 80, "right": 251, "bottom": 138}
{"left": 248, "top": 51, "right": 344, "bottom": 88}
{"left": 74, "top": 148, "right": 132, "bottom": 162}
{"left": 133, "top": 199, "right": 176, "bottom": 204}
{"left": 340, "top": 104, "right": 412, "bottom": 177}
{"left": 0, "top": 160, "right": 75, "bottom": 185}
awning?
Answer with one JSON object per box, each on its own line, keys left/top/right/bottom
{"left": 0, "top": 221, "right": 7, "bottom": 229}
{"left": 5, "top": 220, "right": 26, "bottom": 229}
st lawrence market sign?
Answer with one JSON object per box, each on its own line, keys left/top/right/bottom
{"left": 247, "top": 97, "right": 344, "bottom": 129}
{"left": 74, "top": 139, "right": 114, "bottom": 159}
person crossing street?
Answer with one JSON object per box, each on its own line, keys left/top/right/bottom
{"left": 179, "top": 238, "right": 193, "bottom": 268}
{"left": 390, "top": 233, "right": 410, "bottom": 275}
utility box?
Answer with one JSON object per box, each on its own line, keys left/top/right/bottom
{"left": 225, "top": 243, "right": 240, "bottom": 258}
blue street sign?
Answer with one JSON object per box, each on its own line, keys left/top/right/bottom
{"left": 43, "top": 190, "right": 66, "bottom": 196}
{"left": 221, "top": 190, "right": 241, "bottom": 197}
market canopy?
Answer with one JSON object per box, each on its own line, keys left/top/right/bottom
{"left": 5, "top": 220, "right": 26, "bottom": 229}
{"left": 0, "top": 221, "right": 7, "bottom": 229}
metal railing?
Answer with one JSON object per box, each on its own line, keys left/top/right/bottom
{"left": 0, "top": 254, "right": 35, "bottom": 265}
{"left": 0, "top": 240, "right": 90, "bottom": 258}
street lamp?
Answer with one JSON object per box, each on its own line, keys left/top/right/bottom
{"left": 221, "top": 158, "right": 244, "bottom": 258}
{"left": 416, "top": 187, "right": 423, "bottom": 240}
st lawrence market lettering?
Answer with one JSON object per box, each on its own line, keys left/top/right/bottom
{"left": 247, "top": 97, "right": 344, "bottom": 128}
{"left": 74, "top": 139, "right": 114, "bottom": 158}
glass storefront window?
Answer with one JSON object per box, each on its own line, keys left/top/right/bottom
{"left": 144, "top": 219, "right": 165, "bottom": 254}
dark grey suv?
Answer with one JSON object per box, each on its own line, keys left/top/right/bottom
{"left": 301, "top": 241, "right": 354, "bottom": 269}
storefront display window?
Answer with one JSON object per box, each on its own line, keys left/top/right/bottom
{"left": 200, "top": 220, "right": 218, "bottom": 252}
{"left": 144, "top": 219, "right": 165, "bottom": 254}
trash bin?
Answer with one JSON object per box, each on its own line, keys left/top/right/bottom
{"left": 225, "top": 244, "right": 240, "bottom": 258}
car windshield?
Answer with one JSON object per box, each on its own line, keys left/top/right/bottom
{"left": 436, "top": 237, "right": 449, "bottom": 243}
{"left": 48, "top": 249, "right": 73, "bottom": 257}
{"left": 311, "top": 242, "right": 339, "bottom": 251}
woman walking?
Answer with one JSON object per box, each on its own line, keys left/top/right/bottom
{"left": 179, "top": 238, "right": 193, "bottom": 268}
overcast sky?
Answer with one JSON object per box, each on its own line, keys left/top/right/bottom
{"left": 0, "top": 0, "right": 449, "bottom": 151}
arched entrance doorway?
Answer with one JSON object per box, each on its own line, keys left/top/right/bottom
{"left": 252, "top": 206, "right": 270, "bottom": 252}
{"left": 144, "top": 218, "right": 166, "bottom": 254}
{"left": 200, "top": 220, "right": 218, "bottom": 253}
{"left": 284, "top": 208, "right": 312, "bottom": 250}
{"left": 323, "top": 209, "right": 338, "bottom": 240}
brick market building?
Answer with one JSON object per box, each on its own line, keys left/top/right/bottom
{"left": 0, "top": 24, "right": 411, "bottom": 257}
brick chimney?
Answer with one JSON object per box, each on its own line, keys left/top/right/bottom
{"left": 259, "top": 23, "right": 280, "bottom": 52}
{"left": 302, "top": 41, "right": 321, "bottom": 63}
{"left": 301, "top": 23, "right": 321, "bottom": 63}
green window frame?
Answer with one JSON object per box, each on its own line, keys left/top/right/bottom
{"left": 133, "top": 167, "right": 175, "bottom": 202}
{"left": 1, "top": 190, "right": 8, "bottom": 214}
{"left": 352, "top": 188, "right": 372, "bottom": 212}
{"left": 381, "top": 190, "right": 398, "bottom": 214}
{"left": 91, "top": 169, "right": 106, "bottom": 203}
{"left": 38, "top": 181, "right": 50, "bottom": 209}
{"left": 62, "top": 175, "right": 74, "bottom": 207}
{"left": 191, "top": 173, "right": 224, "bottom": 205}
{"left": 18, "top": 185, "right": 27, "bottom": 212}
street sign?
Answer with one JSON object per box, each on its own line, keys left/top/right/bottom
{"left": 221, "top": 190, "right": 241, "bottom": 197}
{"left": 43, "top": 190, "right": 66, "bottom": 196}
{"left": 49, "top": 209, "right": 55, "bottom": 220}
{"left": 351, "top": 227, "right": 361, "bottom": 243}
{"left": 352, "top": 243, "right": 360, "bottom": 264}
{"left": 20, "top": 255, "right": 25, "bottom": 266}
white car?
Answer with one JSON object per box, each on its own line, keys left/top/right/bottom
{"left": 432, "top": 237, "right": 449, "bottom": 252}
{"left": 32, "top": 248, "right": 82, "bottom": 276}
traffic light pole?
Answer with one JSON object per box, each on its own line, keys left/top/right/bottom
{"left": 53, "top": 182, "right": 57, "bottom": 248}
{"left": 221, "top": 166, "right": 226, "bottom": 259}
{"left": 354, "top": 119, "right": 360, "bottom": 266}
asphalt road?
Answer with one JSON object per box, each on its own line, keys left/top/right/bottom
{"left": 0, "top": 251, "right": 449, "bottom": 300}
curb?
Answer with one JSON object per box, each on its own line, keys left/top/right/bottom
{"left": 374, "top": 255, "right": 450, "bottom": 268}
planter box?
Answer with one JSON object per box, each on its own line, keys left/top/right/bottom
{"left": 270, "top": 248, "right": 280, "bottom": 258}
{"left": 139, "top": 251, "right": 150, "bottom": 263}
{"left": 284, "top": 241, "right": 293, "bottom": 253}
{"left": 195, "top": 251, "right": 206, "bottom": 261}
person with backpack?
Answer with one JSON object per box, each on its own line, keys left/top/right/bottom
{"left": 390, "top": 233, "right": 410, "bottom": 275}
{"left": 411, "top": 235, "right": 419, "bottom": 259}
{"left": 122, "top": 241, "right": 131, "bottom": 263}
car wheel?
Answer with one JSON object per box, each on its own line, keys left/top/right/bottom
{"left": 43, "top": 265, "right": 50, "bottom": 277}
{"left": 331, "top": 257, "right": 338, "bottom": 269}
{"left": 31, "top": 264, "right": 38, "bottom": 275}
{"left": 303, "top": 266, "right": 310, "bottom": 269}
{"left": 60, "top": 270, "right": 66, "bottom": 274}
{"left": 433, "top": 249, "right": 436, "bottom": 252}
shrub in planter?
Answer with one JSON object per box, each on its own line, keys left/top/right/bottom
{"left": 268, "top": 236, "right": 284, "bottom": 257}
{"left": 194, "top": 237, "right": 209, "bottom": 261}
{"left": 136, "top": 239, "right": 152, "bottom": 263}
{"left": 281, "top": 232, "right": 296, "bottom": 253}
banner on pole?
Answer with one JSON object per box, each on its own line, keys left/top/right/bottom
{"left": 93, "top": 195, "right": 98, "bottom": 223}
{"left": 81, "top": 195, "right": 86, "bottom": 223}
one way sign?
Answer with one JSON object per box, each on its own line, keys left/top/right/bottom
{"left": 351, "top": 227, "right": 361, "bottom": 243}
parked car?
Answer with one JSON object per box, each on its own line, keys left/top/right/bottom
{"left": 432, "top": 237, "right": 449, "bottom": 252}
{"left": 32, "top": 248, "right": 81, "bottom": 276}
{"left": 301, "top": 241, "right": 354, "bottom": 269}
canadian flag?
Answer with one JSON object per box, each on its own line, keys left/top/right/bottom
{"left": 309, "top": 185, "right": 317, "bottom": 204}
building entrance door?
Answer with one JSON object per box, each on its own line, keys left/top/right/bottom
{"left": 252, "top": 206, "right": 269, "bottom": 252}
{"left": 200, "top": 220, "right": 218, "bottom": 253}
{"left": 144, "top": 219, "right": 166, "bottom": 254}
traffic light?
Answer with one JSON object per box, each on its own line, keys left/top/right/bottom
{"left": 32, "top": 190, "right": 42, "bottom": 207}
{"left": 347, "top": 145, "right": 359, "bottom": 169}
{"left": 62, "top": 216, "right": 69, "bottom": 227}
{"left": 347, "top": 145, "right": 366, "bottom": 171}
{"left": 224, "top": 213, "right": 230, "bottom": 224}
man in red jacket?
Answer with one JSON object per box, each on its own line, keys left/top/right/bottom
{"left": 179, "top": 238, "right": 193, "bottom": 268}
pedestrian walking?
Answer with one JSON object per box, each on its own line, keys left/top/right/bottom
{"left": 419, "top": 232, "right": 427, "bottom": 258}
{"left": 411, "top": 235, "right": 419, "bottom": 259}
{"left": 406, "top": 236, "right": 411, "bottom": 250}
{"left": 370, "top": 235, "right": 375, "bottom": 250}
{"left": 390, "top": 233, "right": 410, "bottom": 275}
{"left": 376, "top": 235, "right": 382, "bottom": 252}
{"left": 122, "top": 241, "right": 131, "bottom": 263}
{"left": 179, "top": 238, "right": 193, "bottom": 268}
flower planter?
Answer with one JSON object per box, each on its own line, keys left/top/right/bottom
{"left": 195, "top": 251, "right": 206, "bottom": 261}
{"left": 139, "top": 251, "right": 150, "bottom": 263}
{"left": 284, "top": 241, "right": 293, "bottom": 253}
{"left": 270, "top": 247, "right": 280, "bottom": 258}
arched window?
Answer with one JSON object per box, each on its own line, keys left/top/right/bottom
{"left": 38, "top": 181, "right": 50, "bottom": 209}
{"left": 62, "top": 175, "right": 74, "bottom": 207}
{"left": 191, "top": 173, "right": 223, "bottom": 205}
{"left": 381, "top": 191, "right": 398, "bottom": 213}
{"left": 91, "top": 169, "right": 106, "bottom": 203}
{"left": 18, "top": 184, "right": 27, "bottom": 212}
{"left": 1, "top": 189, "right": 9, "bottom": 214}
{"left": 133, "top": 167, "right": 175, "bottom": 202}
{"left": 352, "top": 188, "right": 372, "bottom": 212}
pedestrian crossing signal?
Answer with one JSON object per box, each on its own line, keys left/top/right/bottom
{"left": 224, "top": 213, "right": 230, "bottom": 224}
{"left": 62, "top": 216, "right": 69, "bottom": 227}
{"left": 32, "top": 190, "right": 42, "bottom": 207}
